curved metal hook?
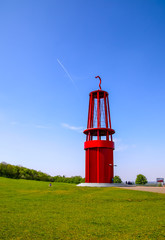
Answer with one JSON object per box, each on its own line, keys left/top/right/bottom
{"left": 95, "top": 76, "right": 101, "bottom": 90}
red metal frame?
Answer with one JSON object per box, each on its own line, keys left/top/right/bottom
{"left": 84, "top": 78, "right": 115, "bottom": 183}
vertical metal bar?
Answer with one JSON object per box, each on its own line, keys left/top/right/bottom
{"left": 90, "top": 93, "right": 94, "bottom": 140}
{"left": 91, "top": 93, "right": 94, "bottom": 128}
{"left": 112, "top": 154, "right": 114, "bottom": 183}
{"left": 87, "top": 94, "right": 92, "bottom": 128}
{"left": 104, "top": 92, "right": 109, "bottom": 141}
{"left": 104, "top": 93, "right": 108, "bottom": 128}
{"left": 88, "top": 149, "right": 90, "bottom": 182}
{"left": 85, "top": 150, "right": 87, "bottom": 182}
{"left": 107, "top": 94, "right": 112, "bottom": 141}
{"left": 107, "top": 132, "right": 109, "bottom": 141}
{"left": 100, "top": 98, "right": 102, "bottom": 128}
{"left": 97, "top": 148, "right": 99, "bottom": 183}
{"left": 87, "top": 94, "right": 92, "bottom": 141}
{"left": 97, "top": 91, "right": 100, "bottom": 127}
{"left": 97, "top": 91, "right": 100, "bottom": 140}
{"left": 85, "top": 149, "right": 90, "bottom": 183}
{"left": 107, "top": 94, "right": 112, "bottom": 129}
{"left": 87, "top": 95, "right": 90, "bottom": 129}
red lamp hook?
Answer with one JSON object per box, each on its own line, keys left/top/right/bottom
{"left": 95, "top": 76, "right": 102, "bottom": 90}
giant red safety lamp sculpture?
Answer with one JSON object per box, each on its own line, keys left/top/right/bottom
{"left": 83, "top": 76, "right": 115, "bottom": 183}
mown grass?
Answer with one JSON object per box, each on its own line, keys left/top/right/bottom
{"left": 0, "top": 177, "right": 165, "bottom": 240}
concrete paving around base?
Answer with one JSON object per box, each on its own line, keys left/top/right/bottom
{"left": 77, "top": 183, "right": 165, "bottom": 193}
{"left": 117, "top": 186, "right": 165, "bottom": 194}
{"left": 77, "top": 183, "right": 132, "bottom": 187}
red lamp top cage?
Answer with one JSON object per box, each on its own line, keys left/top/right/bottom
{"left": 83, "top": 76, "right": 115, "bottom": 142}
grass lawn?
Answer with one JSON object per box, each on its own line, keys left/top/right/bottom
{"left": 0, "top": 177, "right": 165, "bottom": 240}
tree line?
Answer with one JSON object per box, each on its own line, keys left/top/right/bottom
{"left": 0, "top": 162, "right": 85, "bottom": 184}
{"left": 114, "top": 174, "right": 148, "bottom": 185}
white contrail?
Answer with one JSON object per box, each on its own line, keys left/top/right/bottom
{"left": 61, "top": 123, "right": 83, "bottom": 133}
{"left": 57, "top": 58, "right": 75, "bottom": 85}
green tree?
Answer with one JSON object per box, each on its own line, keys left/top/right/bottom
{"left": 135, "top": 174, "right": 147, "bottom": 185}
{"left": 113, "top": 175, "right": 122, "bottom": 183}
{"left": 0, "top": 162, "right": 84, "bottom": 184}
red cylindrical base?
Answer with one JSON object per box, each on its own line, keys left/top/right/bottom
{"left": 84, "top": 141, "right": 114, "bottom": 183}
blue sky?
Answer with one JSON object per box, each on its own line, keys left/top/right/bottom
{"left": 0, "top": 0, "right": 165, "bottom": 181}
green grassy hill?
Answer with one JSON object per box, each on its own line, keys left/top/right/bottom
{"left": 0, "top": 177, "right": 165, "bottom": 240}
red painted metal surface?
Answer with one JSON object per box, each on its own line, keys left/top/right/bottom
{"left": 95, "top": 76, "right": 102, "bottom": 90}
{"left": 84, "top": 77, "right": 115, "bottom": 183}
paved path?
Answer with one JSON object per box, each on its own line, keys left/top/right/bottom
{"left": 77, "top": 183, "right": 126, "bottom": 187}
{"left": 118, "top": 186, "right": 165, "bottom": 194}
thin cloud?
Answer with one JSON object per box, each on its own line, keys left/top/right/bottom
{"left": 61, "top": 123, "right": 83, "bottom": 133}
{"left": 113, "top": 138, "right": 136, "bottom": 152}
{"left": 57, "top": 58, "right": 75, "bottom": 85}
